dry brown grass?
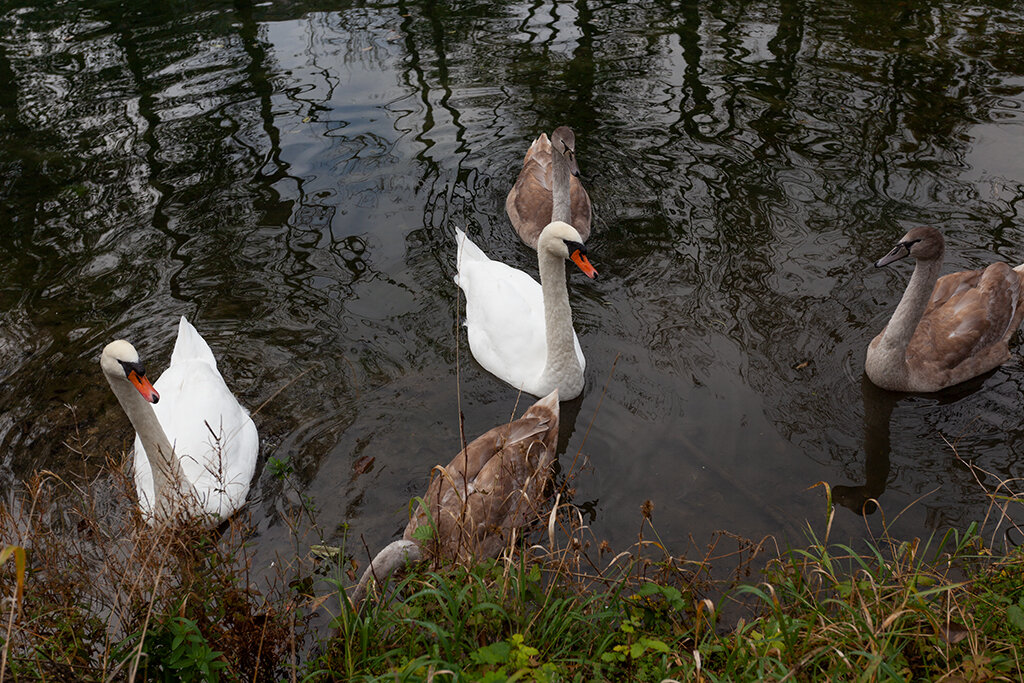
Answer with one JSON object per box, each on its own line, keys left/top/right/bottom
{"left": 0, "top": 452, "right": 297, "bottom": 682}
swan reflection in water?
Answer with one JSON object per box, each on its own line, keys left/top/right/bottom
{"left": 832, "top": 376, "right": 897, "bottom": 516}
{"left": 833, "top": 370, "right": 1010, "bottom": 520}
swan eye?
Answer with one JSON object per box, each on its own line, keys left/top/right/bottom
{"left": 117, "top": 359, "right": 147, "bottom": 379}
{"left": 563, "top": 240, "right": 586, "bottom": 256}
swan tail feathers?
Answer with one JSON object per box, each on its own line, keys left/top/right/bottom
{"left": 504, "top": 390, "right": 560, "bottom": 444}
{"left": 170, "top": 316, "right": 218, "bottom": 369}
{"left": 454, "top": 228, "right": 490, "bottom": 288}
{"left": 455, "top": 228, "right": 488, "bottom": 264}
{"left": 506, "top": 416, "right": 552, "bottom": 445}
{"left": 350, "top": 539, "right": 422, "bottom": 607}
{"left": 531, "top": 389, "right": 559, "bottom": 414}
{"left": 525, "top": 132, "right": 550, "bottom": 160}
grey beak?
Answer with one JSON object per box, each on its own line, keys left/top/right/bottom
{"left": 875, "top": 243, "right": 909, "bottom": 268}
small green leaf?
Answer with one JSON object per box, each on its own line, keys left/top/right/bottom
{"left": 478, "top": 672, "right": 508, "bottom": 683}
{"left": 645, "top": 638, "right": 670, "bottom": 653}
{"left": 1007, "top": 604, "right": 1024, "bottom": 631}
{"left": 471, "top": 641, "right": 512, "bottom": 665}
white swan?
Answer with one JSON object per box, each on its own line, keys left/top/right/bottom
{"left": 100, "top": 316, "right": 259, "bottom": 524}
{"left": 506, "top": 126, "right": 592, "bottom": 250}
{"left": 866, "top": 226, "right": 1024, "bottom": 392}
{"left": 455, "top": 221, "right": 597, "bottom": 400}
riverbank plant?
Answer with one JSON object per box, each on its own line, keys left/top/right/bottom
{"left": 303, "top": 498, "right": 1024, "bottom": 682}
{"left": 1, "top": 452, "right": 1022, "bottom": 681}
{"left": 0, "top": 459, "right": 296, "bottom": 681}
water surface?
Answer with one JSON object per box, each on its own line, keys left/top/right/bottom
{"left": 3, "top": 0, "right": 1024, "bottom": 568}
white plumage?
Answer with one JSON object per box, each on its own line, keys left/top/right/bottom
{"left": 454, "top": 222, "right": 594, "bottom": 400}
{"left": 102, "top": 316, "right": 258, "bottom": 523}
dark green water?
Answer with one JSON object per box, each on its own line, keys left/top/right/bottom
{"left": 2, "top": 0, "right": 1024, "bottom": 565}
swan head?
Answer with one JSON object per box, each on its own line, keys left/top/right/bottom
{"left": 538, "top": 220, "right": 597, "bottom": 278}
{"left": 101, "top": 340, "right": 160, "bottom": 403}
{"left": 876, "top": 226, "right": 944, "bottom": 267}
{"left": 551, "top": 126, "right": 581, "bottom": 178}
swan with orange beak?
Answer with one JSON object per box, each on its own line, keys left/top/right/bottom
{"left": 100, "top": 317, "right": 258, "bottom": 524}
{"left": 455, "top": 220, "right": 596, "bottom": 400}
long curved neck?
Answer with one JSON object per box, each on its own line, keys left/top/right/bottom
{"left": 879, "top": 258, "right": 942, "bottom": 355}
{"left": 550, "top": 147, "right": 571, "bottom": 224}
{"left": 351, "top": 540, "right": 421, "bottom": 606}
{"left": 537, "top": 247, "right": 581, "bottom": 387}
{"left": 105, "top": 376, "right": 190, "bottom": 520}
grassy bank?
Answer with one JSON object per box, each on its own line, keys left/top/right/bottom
{"left": 1, "top": 461, "right": 1022, "bottom": 681}
{"left": 310, "top": 520, "right": 1024, "bottom": 681}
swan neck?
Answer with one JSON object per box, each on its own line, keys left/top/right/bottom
{"left": 881, "top": 257, "right": 942, "bottom": 354}
{"left": 551, "top": 147, "right": 571, "bottom": 224}
{"left": 104, "top": 374, "right": 190, "bottom": 519}
{"left": 351, "top": 540, "right": 422, "bottom": 606}
{"left": 538, "top": 247, "right": 581, "bottom": 385}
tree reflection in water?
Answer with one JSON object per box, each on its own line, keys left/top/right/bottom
{"left": 1, "top": 0, "right": 1023, "bottom": 558}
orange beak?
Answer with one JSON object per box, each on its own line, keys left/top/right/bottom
{"left": 128, "top": 371, "right": 159, "bottom": 403}
{"left": 570, "top": 250, "right": 597, "bottom": 279}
